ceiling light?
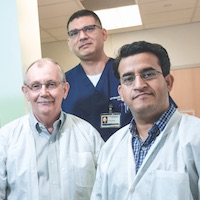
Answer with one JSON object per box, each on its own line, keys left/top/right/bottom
{"left": 94, "top": 5, "right": 142, "bottom": 30}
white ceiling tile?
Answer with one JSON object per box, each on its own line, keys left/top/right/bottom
{"left": 37, "top": 0, "right": 200, "bottom": 43}
{"left": 46, "top": 27, "right": 67, "bottom": 37}
{"left": 38, "top": 0, "right": 73, "bottom": 6}
{"left": 139, "top": 0, "right": 197, "bottom": 14}
{"left": 137, "top": 0, "right": 163, "bottom": 4}
{"left": 81, "top": 0, "right": 136, "bottom": 10}
{"left": 38, "top": 1, "right": 84, "bottom": 19}
{"left": 142, "top": 9, "right": 194, "bottom": 24}
{"left": 144, "top": 19, "right": 190, "bottom": 29}
{"left": 39, "top": 16, "right": 68, "bottom": 29}
{"left": 40, "top": 29, "right": 54, "bottom": 38}
{"left": 55, "top": 35, "right": 68, "bottom": 40}
{"left": 41, "top": 37, "right": 58, "bottom": 43}
{"left": 107, "top": 25, "right": 144, "bottom": 34}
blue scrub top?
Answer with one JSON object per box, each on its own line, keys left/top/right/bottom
{"left": 62, "top": 58, "right": 132, "bottom": 141}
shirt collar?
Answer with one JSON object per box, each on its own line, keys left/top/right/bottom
{"left": 130, "top": 101, "right": 176, "bottom": 136}
{"left": 29, "top": 110, "right": 66, "bottom": 134}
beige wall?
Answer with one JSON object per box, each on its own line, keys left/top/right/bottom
{"left": 171, "top": 67, "right": 200, "bottom": 118}
{"left": 41, "top": 22, "right": 200, "bottom": 72}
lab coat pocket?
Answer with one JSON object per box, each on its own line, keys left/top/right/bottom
{"left": 70, "top": 152, "right": 96, "bottom": 188}
{"left": 151, "top": 170, "right": 190, "bottom": 200}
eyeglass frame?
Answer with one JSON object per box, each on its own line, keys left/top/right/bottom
{"left": 25, "top": 80, "right": 65, "bottom": 91}
{"left": 120, "top": 69, "right": 163, "bottom": 86}
{"left": 67, "top": 24, "right": 102, "bottom": 38}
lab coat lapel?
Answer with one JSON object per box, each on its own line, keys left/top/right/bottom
{"left": 26, "top": 116, "right": 40, "bottom": 199}
{"left": 126, "top": 111, "right": 182, "bottom": 195}
{"left": 126, "top": 133, "right": 137, "bottom": 187}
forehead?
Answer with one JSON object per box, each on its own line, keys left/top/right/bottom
{"left": 68, "top": 16, "right": 97, "bottom": 29}
{"left": 26, "top": 61, "right": 61, "bottom": 82}
{"left": 118, "top": 52, "right": 160, "bottom": 73}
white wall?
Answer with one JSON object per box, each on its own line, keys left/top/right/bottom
{"left": 41, "top": 22, "right": 200, "bottom": 72}
{"left": 0, "top": 1, "right": 41, "bottom": 127}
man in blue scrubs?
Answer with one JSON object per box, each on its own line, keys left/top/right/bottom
{"left": 62, "top": 9, "right": 132, "bottom": 141}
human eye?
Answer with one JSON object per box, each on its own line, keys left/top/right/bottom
{"left": 46, "top": 81, "right": 57, "bottom": 89}
{"left": 122, "top": 75, "right": 135, "bottom": 85}
{"left": 30, "top": 83, "right": 41, "bottom": 91}
{"left": 142, "top": 70, "right": 157, "bottom": 80}
{"left": 84, "top": 25, "right": 95, "bottom": 32}
{"left": 68, "top": 29, "right": 78, "bottom": 37}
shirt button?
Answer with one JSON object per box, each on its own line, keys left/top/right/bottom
{"left": 141, "top": 146, "right": 146, "bottom": 151}
{"left": 49, "top": 141, "right": 53, "bottom": 144}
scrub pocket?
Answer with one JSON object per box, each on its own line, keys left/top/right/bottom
{"left": 70, "top": 152, "right": 96, "bottom": 188}
{"left": 151, "top": 170, "right": 191, "bottom": 200}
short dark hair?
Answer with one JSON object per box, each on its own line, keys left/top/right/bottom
{"left": 113, "top": 41, "right": 171, "bottom": 80}
{"left": 67, "top": 9, "right": 102, "bottom": 30}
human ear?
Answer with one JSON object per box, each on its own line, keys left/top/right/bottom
{"left": 63, "top": 82, "right": 70, "bottom": 99}
{"left": 165, "top": 74, "right": 174, "bottom": 92}
{"left": 102, "top": 28, "right": 108, "bottom": 41}
{"left": 22, "top": 85, "right": 30, "bottom": 101}
{"left": 67, "top": 39, "right": 73, "bottom": 51}
{"left": 118, "top": 85, "right": 124, "bottom": 102}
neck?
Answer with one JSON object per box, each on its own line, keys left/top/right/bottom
{"left": 34, "top": 113, "right": 60, "bottom": 134}
{"left": 133, "top": 113, "right": 159, "bottom": 141}
{"left": 46, "top": 127, "right": 54, "bottom": 134}
{"left": 81, "top": 54, "right": 109, "bottom": 75}
{"left": 135, "top": 122, "right": 153, "bottom": 141}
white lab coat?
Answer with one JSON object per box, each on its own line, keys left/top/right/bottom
{"left": 0, "top": 113, "right": 104, "bottom": 200}
{"left": 91, "top": 110, "right": 200, "bottom": 200}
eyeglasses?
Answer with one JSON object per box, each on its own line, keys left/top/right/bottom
{"left": 68, "top": 24, "right": 102, "bottom": 38}
{"left": 120, "top": 69, "right": 162, "bottom": 86}
{"left": 25, "top": 81, "right": 65, "bottom": 91}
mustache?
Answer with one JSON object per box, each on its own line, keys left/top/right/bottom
{"left": 37, "top": 98, "right": 54, "bottom": 103}
{"left": 79, "top": 42, "right": 91, "bottom": 48}
{"left": 133, "top": 92, "right": 152, "bottom": 99}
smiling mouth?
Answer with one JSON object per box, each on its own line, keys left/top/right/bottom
{"left": 134, "top": 93, "right": 151, "bottom": 99}
{"left": 80, "top": 42, "right": 91, "bottom": 48}
{"left": 37, "top": 100, "right": 54, "bottom": 103}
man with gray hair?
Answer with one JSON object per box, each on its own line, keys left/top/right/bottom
{"left": 0, "top": 58, "right": 104, "bottom": 200}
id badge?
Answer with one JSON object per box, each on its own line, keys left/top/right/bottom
{"left": 101, "top": 113, "right": 121, "bottom": 128}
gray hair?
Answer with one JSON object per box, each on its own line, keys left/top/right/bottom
{"left": 24, "top": 58, "right": 66, "bottom": 84}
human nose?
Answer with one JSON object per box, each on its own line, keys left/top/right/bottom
{"left": 40, "top": 84, "right": 49, "bottom": 95}
{"left": 133, "top": 75, "right": 147, "bottom": 89}
{"left": 78, "top": 29, "right": 88, "bottom": 39}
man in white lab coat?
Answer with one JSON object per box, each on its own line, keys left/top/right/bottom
{"left": 0, "top": 58, "right": 104, "bottom": 200}
{"left": 91, "top": 41, "right": 200, "bottom": 200}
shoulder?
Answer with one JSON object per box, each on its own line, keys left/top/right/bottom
{"left": 63, "top": 113, "right": 101, "bottom": 134}
{"left": 102, "top": 124, "right": 130, "bottom": 152}
{"left": 0, "top": 115, "right": 28, "bottom": 132}
{"left": 0, "top": 115, "right": 29, "bottom": 142}
{"left": 96, "top": 124, "right": 130, "bottom": 165}
{"left": 172, "top": 111, "right": 200, "bottom": 146}
{"left": 105, "top": 58, "right": 114, "bottom": 69}
{"left": 178, "top": 113, "right": 200, "bottom": 130}
{"left": 62, "top": 113, "right": 104, "bottom": 146}
{"left": 64, "top": 113, "right": 91, "bottom": 124}
{"left": 65, "top": 64, "right": 81, "bottom": 76}
{"left": 107, "top": 124, "right": 130, "bottom": 142}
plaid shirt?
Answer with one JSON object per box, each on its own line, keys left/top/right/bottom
{"left": 130, "top": 103, "right": 176, "bottom": 173}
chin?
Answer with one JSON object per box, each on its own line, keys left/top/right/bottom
{"left": 134, "top": 103, "right": 154, "bottom": 113}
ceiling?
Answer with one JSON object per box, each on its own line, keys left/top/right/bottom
{"left": 38, "top": 0, "right": 200, "bottom": 44}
